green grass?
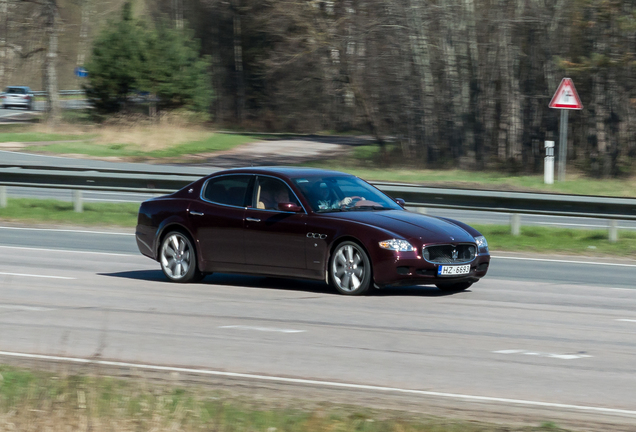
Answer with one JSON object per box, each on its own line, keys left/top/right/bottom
{"left": 472, "top": 224, "right": 636, "bottom": 257}
{"left": 0, "top": 365, "right": 572, "bottom": 432}
{"left": 0, "top": 198, "right": 138, "bottom": 226}
{"left": 22, "top": 133, "right": 259, "bottom": 159}
{"left": 0, "top": 126, "right": 93, "bottom": 143}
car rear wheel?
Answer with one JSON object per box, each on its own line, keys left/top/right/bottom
{"left": 329, "top": 241, "right": 371, "bottom": 295}
{"left": 435, "top": 282, "right": 472, "bottom": 292}
{"left": 159, "top": 231, "right": 203, "bottom": 283}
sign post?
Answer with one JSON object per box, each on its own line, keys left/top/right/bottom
{"left": 544, "top": 140, "right": 554, "bottom": 184}
{"left": 548, "top": 78, "right": 583, "bottom": 181}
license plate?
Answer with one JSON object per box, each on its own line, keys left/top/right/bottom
{"left": 437, "top": 264, "right": 470, "bottom": 276}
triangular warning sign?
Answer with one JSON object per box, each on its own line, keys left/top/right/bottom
{"left": 549, "top": 78, "right": 583, "bottom": 109}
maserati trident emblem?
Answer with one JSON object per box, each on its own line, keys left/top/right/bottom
{"left": 452, "top": 249, "right": 458, "bottom": 260}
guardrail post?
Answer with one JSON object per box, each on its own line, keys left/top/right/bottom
{"left": 73, "top": 190, "right": 83, "bottom": 213}
{"left": 510, "top": 213, "right": 521, "bottom": 236}
{"left": 608, "top": 220, "right": 618, "bottom": 243}
{"left": 0, "top": 186, "right": 7, "bottom": 208}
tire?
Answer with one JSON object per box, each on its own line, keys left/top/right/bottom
{"left": 329, "top": 241, "right": 372, "bottom": 295}
{"left": 159, "top": 231, "right": 203, "bottom": 283}
{"left": 435, "top": 282, "right": 473, "bottom": 292}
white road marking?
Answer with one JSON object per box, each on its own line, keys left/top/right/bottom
{"left": 611, "top": 288, "right": 635, "bottom": 291}
{"left": 0, "top": 271, "right": 75, "bottom": 280}
{"left": 219, "top": 325, "right": 305, "bottom": 333}
{"left": 616, "top": 319, "right": 636, "bottom": 323}
{"left": 492, "top": 256, "right": 636, "bottom": 268}
{"left": 0, "top": 226, "right": 133, "bottom": 236}
{"left": 0, "top": 305, "right": 53, "bottom": 311}
{"left": 0, "top": 245, "right": 136, "bottom": 257}
{"left": 494, "top": 350, "right": 592, "bottom": 360}
{"left": 0, "top": 351, "right": 633, "bottom": 417}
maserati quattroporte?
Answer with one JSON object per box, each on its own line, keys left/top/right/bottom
{"left": 136, "top": 167, "right": 490, "bottom": 295}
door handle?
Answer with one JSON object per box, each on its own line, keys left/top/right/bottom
{"left": 246, "top": 217, "right": 261, "bottom": 222}
{"left": 189, "top": 211, "right": 204, "bottom": 216}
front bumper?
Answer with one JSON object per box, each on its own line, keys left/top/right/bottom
{"left": 2, "top": 97, "right": 32, "bottom": 108}
{"left": 371, "top": 249, "right": 490, "bottom": 287}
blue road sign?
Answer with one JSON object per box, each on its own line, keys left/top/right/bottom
{"left": 75, "top": 67, "right": 88, "bottom": 78}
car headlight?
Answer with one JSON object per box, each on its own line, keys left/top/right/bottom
{"left": 475, "top": 235, "right": 489, "bottom": 253}
{"left": 378, "top": 239, "right": 414, "bottom": 252}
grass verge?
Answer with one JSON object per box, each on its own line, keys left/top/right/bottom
{"left": 1, "top": 199, "right": 634, "bottom": 258}
{"left": 472, "top": 224, "right": 636, "bottom": 257}
{"left": 0, "top": 199, "right": 138, "bottom": 227}
{"left": 0, "top": 122, "right": 260, "bottom": 161}
{"left": 0, "top": 365, "right": 572, "bottom": 432}
{"left": 23, "top": 132, "right": 258, "bottom": 159}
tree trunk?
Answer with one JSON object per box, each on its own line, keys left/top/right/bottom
{"left": 232, "top": 0, "right": 245, "bottom": 124}
{"left": 406, "top": 0, "right": 437, "bottom": 164}
{"left": 43, "top": 0, "right": 61, "bottom": 126}
{"left": 0, "top": 0, "right": 8, "bottom": 89}
{"left": 75, "top": 0, "right": 92, "bottom": 87}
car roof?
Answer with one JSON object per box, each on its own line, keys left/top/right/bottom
{"left": 5, "top": 86, "right": 30, "bottom": 90}
{"left": 213, "top": 166, "right": 355, "bottom": 180}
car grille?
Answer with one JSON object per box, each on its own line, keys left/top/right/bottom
{"left": 423, "top": 244, "right": 476, "bottom": 264}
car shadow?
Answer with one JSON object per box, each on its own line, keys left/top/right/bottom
{"left": 99, "top": 270, "right": 467, "bottom": 297}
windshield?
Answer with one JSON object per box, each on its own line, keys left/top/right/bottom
{"left": 293, "top": 175, "right": 402, "bottom": 212}
{"left": 6, "top": 87, "right": 26, "bottom": 94}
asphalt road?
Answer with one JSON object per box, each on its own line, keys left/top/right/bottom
{"left": 0, "top": 226, "right": 636, "bottom": 429}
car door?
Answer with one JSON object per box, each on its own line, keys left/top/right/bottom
{"left": 243, "top": 176, "right": 307, "bottom": 271}
{"left": 188, "top": 174, "right": 252, "bottom": 271}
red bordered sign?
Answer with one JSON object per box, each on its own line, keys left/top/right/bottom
{"left": 549, "top": 78, "right": 583, "bottom": 110}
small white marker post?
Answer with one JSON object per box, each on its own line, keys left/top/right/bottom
{"left": 548, "top": 78, "right": 583, "bottom": 182}
{"left": 544, "top": 141, "right": 554, "bottom": 184}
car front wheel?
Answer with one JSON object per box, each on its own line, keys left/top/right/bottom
{"left": 329, "top": 241, "right": 372, "bottom": 295}
{"left": 159, "top": 231, "right": 203, "bottom": 283}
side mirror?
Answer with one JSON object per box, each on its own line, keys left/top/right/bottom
{"left": 278, "top": 202, "right": 303, "bottom": 212}
{"left": 395, "top": 198, "right": 406, "bottom": 208}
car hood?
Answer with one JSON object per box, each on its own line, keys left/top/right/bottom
{"left": 322, "top": 210, "right": 475, "bottom": 244}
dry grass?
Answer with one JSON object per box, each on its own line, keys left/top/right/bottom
{"left": 29, "top": 112, "right": 212, "bottom": 151}
{"left": 0, "top": 365, "right": 572, "bottom": 432}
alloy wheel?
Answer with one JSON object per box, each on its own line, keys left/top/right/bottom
{"left": 160, "top": 232, "right": 195, "bottom": 282}
{"left": 330, "top": 242, "right": 370, "bottom": 295}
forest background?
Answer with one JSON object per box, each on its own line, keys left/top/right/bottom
{"left": 1, "top": 0, "right": 635, "bottom": 178}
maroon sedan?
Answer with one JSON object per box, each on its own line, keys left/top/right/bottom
{"left": 136, "top": 167, "right": 490, "bottom": 295}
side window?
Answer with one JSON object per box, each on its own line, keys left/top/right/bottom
{"left": 255, "top": 177, "right": 300, "bottom": 211}
{"left": 203, "top": 175, "right": 252, "bottom": 207}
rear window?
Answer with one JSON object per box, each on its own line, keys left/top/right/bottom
{"left": 202, "top": 175, "right": 252, "bottom": 207}
{"left": 6, "top": 87, "right": 26, "bottom": 94}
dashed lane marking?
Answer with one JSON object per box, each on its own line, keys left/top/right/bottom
{"left": 0, "top": 245, "right": 136, "bottom": 257}
{"left": 0, "top": 226, "right": 133, "bottom": 235}
{"left": 0, "top": 305, "right": 53, "bottom": 311}
{"left": 0, "top": 271, "right": 75, "bottom": 280}
{"left": 493, "top": 350, "right": 592, "bottom": 360}
{"left": 219, "top": 325, "right": 305, "bottom": 333}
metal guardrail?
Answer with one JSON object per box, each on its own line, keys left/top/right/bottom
{"left": 1, "top": 164, "right": 635, "bottom": 240}
{"left": 32, "top": 90, "right": 85, "bottom": 96}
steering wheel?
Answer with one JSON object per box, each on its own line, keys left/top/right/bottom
{"left": 342, "top": 196, "right": 364, "bottom": 207}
